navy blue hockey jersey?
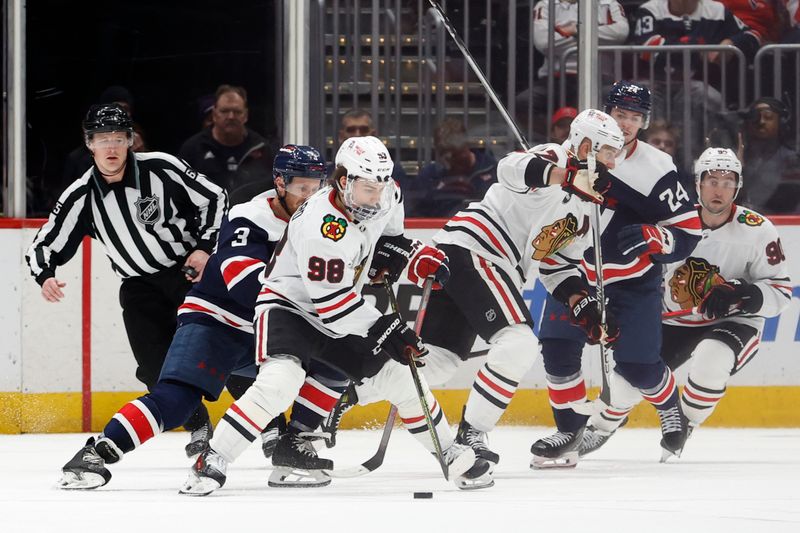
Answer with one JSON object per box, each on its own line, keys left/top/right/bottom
{"left": 177, "top": 190, "right": 288, "bottom": 333}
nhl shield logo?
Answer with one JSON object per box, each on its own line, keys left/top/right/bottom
{"left": 485, "top": 308, "right": 497, "bottom": 322}
{"left": 135, "top": 195, "right": 161, "bottom": 225}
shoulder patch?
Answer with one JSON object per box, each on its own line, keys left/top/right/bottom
{"left": 321, "top": 214, "right": 348, "bottom": 241}
{"left": 737, "top": 210, "right": 764, "bottom": 227}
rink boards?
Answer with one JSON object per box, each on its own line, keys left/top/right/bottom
{"left": 1, "top": 216, "right": 799, "bottom": 433}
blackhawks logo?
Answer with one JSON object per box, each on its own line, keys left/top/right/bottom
{"left": 668, "top": 257, "right": 726, "bottom": 309}
{"left": 737, "top": 210, "right": 764, "bottom": 227}
{"left": 321, "top": 214, "right": 348, "bottom": 241}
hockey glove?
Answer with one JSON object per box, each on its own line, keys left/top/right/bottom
{"left": 367, "top": 312, "right": 428, "bottom": 366}
{"left": 698, "top": 278, "right": 763, "bottom": 320}
{"left": 562, "top": 156, "right": 608, "bottom": 204}
{"left": 617, "top": 224, "right": 675, "bottom": 258}
{"left": 369, "top": 235, "right": 414, "bottom": 284}
{"left": 570, "top": 293, "right": 620, "bottom": 347}
{"left": 406, "top": 242, "right": 449, "bottom": 289}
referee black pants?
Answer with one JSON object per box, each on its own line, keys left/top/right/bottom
{"left": 119, "top": 263, "right": 208, "bottom": 431}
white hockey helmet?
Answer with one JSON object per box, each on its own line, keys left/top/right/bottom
{"left": 567, "top": 109, "right": 625, "bottom": 157}
{"left": 334, "top": 135, "right": 395, "bottom": 222}
{"left": 694, "top": 147, "right": 742, "bottom": 201}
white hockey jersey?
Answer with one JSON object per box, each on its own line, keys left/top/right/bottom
{"left": 255, "top": 185, "right": 404, "bottom": 338}
{"left": 434, "top": 143, "right": 595, "bottom": 290}
{"left": 662, "top": 205, "right": 792, "bottom": 329}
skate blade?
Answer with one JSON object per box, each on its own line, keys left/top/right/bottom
{"left": 530, "top": 451, "right": 579, "bottom": 470}
{"left": 659, "top": 447, "right": 682, "bottom": 463}
{"left": 57, "top": 471, "right": 107, "bottom": 490}
{"left": 455, "top": 471, "right": 494, "bottom": 491}
{"left": 178, "top": 473, "right": 221, "bottom": 496}
{"left": 268, "top": 467, "right": 331, "bottom": 488}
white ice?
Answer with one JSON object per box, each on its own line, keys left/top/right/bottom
{"left": 1, "top": 427, "right": 799, "bottom": 533}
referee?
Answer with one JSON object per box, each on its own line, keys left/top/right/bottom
{"left": 26, "top": 103, "right": 228, "bottom": 449}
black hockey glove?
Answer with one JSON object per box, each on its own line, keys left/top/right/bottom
{"left": 368, "top": 235, "right": 414, "bottom": 284}
{"left": 367, "top": 313, "right": 428, "bottom": 366}
{"left": 562, "top": 156, "right": 609, "bottom": 204}
{"left": 698, "top": 279, "right": 763, "bottom": 320}
{"left": 570, "top": 292, "right": 620, "bottom": 347}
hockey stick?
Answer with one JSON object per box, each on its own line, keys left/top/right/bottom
{"left": 323, "top": 278, "right": 436, "bottom": 479}
{"left": 386, "top": 278, "right": 450, "bottom": 480}
{"left": 662, "top": 307, "right": 698, "bottom": 319}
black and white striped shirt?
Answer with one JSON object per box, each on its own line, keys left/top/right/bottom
{"left": 26, "top": 151, "right": 227, "bottom": 283}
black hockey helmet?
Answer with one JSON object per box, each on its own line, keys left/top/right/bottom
{"left": 82, "top": 103, "right": 134, "bottom": 138}
{"left": 605, "top": 80, "right": 652, "bottom": 129}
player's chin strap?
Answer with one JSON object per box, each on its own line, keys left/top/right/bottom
{"left": 569, "top": 153, "right": 614, "bottom": 418}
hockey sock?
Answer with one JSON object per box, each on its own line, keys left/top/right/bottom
{"left": 546, "top": 371, "right": 588, "bottom": 433}
{"left": 400, "top": 391, "right": 452, "bottom": 452}
{"left": 680, "top": 338, "right": 735, "bottom": 425}
{"left": 183, "top": 401, "right": 210, "bottom": 432}
{"left": 289, "top": 374, "right": 349, "bottom": 433}
{"left": 587, "top": 369, "right": 641, "bottom": 433}
{"left": 101, "top": 381, "right": 203, "bottom": 455}
{"left": 640, "top": 367, "right": 679, "bottom": 412}
{"left": 464, "top": 362, "right": 519, "bottom": 432}
{"left": 210, "top": 356, "right": 306, "bottom": 463}
{"left": 103, "top": 396, "right": 164, "bottom": 455}
{"left": 681, "top": 377, "right": 725, "bottom": 426}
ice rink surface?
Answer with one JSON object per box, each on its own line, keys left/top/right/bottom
{"left": 2, "top": 427, "right": 799, "bottom": 533}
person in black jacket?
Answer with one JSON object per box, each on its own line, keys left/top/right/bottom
{"left": 179, "top": 84, "right": 274, "bottom": 199}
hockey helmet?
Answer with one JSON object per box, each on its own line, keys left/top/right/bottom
{"left": 605, "top": 80, "right": 652, "bottom": 129}
{"left": 567, "top": 109, "right": 625, "bottom": 159}
{"left": 694, "top": 147, "right": 742, "bottom": 202}
{"left": 273, "top": 144, "right": 327, "bottom": 184}
{"left": 83, "top": 103, "right": 134, "bottom": 139}
{"left": 334, "top": 136, "right": 395, "bottom": 222}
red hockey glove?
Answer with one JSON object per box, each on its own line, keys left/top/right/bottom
{"left": 570, "top": 293, "right": 620, "bottom": 347}
{"left": 617, "top": 224, "right": 675, "bottom": 257}
{"left": 698, "top": 278, "right": 763, "bottom": 320}
{"left": 406, "top": 241, "right": 450, "bottom": 289}
{"left": 366, "top": 313, "right": 427, "bottom": 366}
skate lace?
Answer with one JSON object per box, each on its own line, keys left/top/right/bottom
{"left": 293, "top": 434, "right": 320, "bottom": 458}
{"left": 190, "top": 421, "right": 212, "bottom": 443}
{"left": 540, "top": 431, "right": 575, "bottom": 447}
{"left": 658, "top": 406, "right": 683, "bottom": 434}
{"left": 82, "top": 446, "right": 103, "bottom": 466}
{"left": 463, "top": 426, "right": 491, "bottom": 452}
{"left": 198, "top": 450, "right": 227, "bottom": 473}
{"left": 444, "top": 442, "right": 469, "bottom": 463}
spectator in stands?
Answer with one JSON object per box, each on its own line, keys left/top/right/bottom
{"left": 412, "top": 118, "right": 497, "bottom": 217}
{"left": 179, "top": 84, "right": 274, "bottom": 198}
{"left": 643, "top": 119, "right": 695, "bottom": 194}
{"left": 719, "top": 1, "right": 787, "bottom": 44}
{"left": 195, "top": 94, "right": 216, "bottom": 130}
{"left": 550, "top": 106, "right": 578, "bottom": 143}
{"left": 528, "top": 0, "right": 629, "bottom": 110}
{"left": 739, "top": 96, "right": 800, "bottom": 213}
{"left": 783, "top": 0, "right": 800, "bottom": 42}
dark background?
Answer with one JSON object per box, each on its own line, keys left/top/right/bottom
{"left": 25, "top": 0, "right": 280, "bottom": 215}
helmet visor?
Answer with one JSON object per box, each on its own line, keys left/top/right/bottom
{"left": 344, "top": 177, "right": 394, "bottom": 221}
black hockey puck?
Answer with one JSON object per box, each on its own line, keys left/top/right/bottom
{"left": 413, "top": 492, "right": 433, "bottom": 499}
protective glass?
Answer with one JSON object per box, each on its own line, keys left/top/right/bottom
{"left": 285, "top": 178, "right": 324, "bottom": 199}
{"left": 344, "top": 177, "right": 394, "bottom": 222}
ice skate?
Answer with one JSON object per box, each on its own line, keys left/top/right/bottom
{"left": 184, "top": 418, "right": 213, "bottom": 459}
{"left": 58, "top": 437, "right": 114, "bottom": 490}
{"left": 444, "top": 443, "right": 494, "bottom": 490}
{"left": 455, "top": 413, "right": 500, "bottom": 469}
{"left": 261, "top": 413, "right": 286, "bottom": 459}
{"left": 321, "top": 383, "right": 357, "bottom": 448}
{"left": 658, "top": 405, "right": 689, "bottom": 462}
{"left": 579, "top": 417, "right": 627, "bottom": 457}
{"left": 179, "top": 448, "right": 227, "bottom": 496}
{"left": 269, "top": 431, "right": 332, "bottom": 488}
{"left": 530, "top": 427, "right": 585, "bottom": 469}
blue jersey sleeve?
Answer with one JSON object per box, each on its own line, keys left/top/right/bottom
{"left": 214, "top": 216, "right": 275, "bottom": 306}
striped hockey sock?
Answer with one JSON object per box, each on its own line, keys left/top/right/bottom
{"left": 210, "top": 399, "right": 272, "bottom": 463}
{"left": 546, "top": 371, "right": 588, "bottom": 432}
{"left": 641, "top": 367, "right": 679, "bottom": 411}
{"left": 102, "top": 396, "right": 163, "bottom": 454}
{"left": 400, "top": 392, "right": 452, "bottom": 452}
{"left": 465, "top": 363, "right": 519, "bottom": 432}
{"left": 289, "top": 375, "right": 348, "bottom": 433}
{"left": 681, "top": 377, "right": 726, "bottom": 426}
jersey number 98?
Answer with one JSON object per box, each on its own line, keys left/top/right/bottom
{"left": 308, "top": 256, "right": 345, "bottom": 282}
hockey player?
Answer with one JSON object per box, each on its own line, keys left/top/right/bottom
{"left": 531, "top": 81, "right": 703, "bottom": 467}
{"left": 326, "top": 109, "right": 626, "bottom": 482}
{"left": 179, "top": 136, "right": 490, "bottom": 495}
{"left": 57, "top": 145, "right": 335, "bottom": 489}
{"left": 580, "top": 147, "right": 792, "bottom": 456}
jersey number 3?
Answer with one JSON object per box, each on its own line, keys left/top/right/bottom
{"left": 308, "top": 257, "right": 345, "bottom": 282}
